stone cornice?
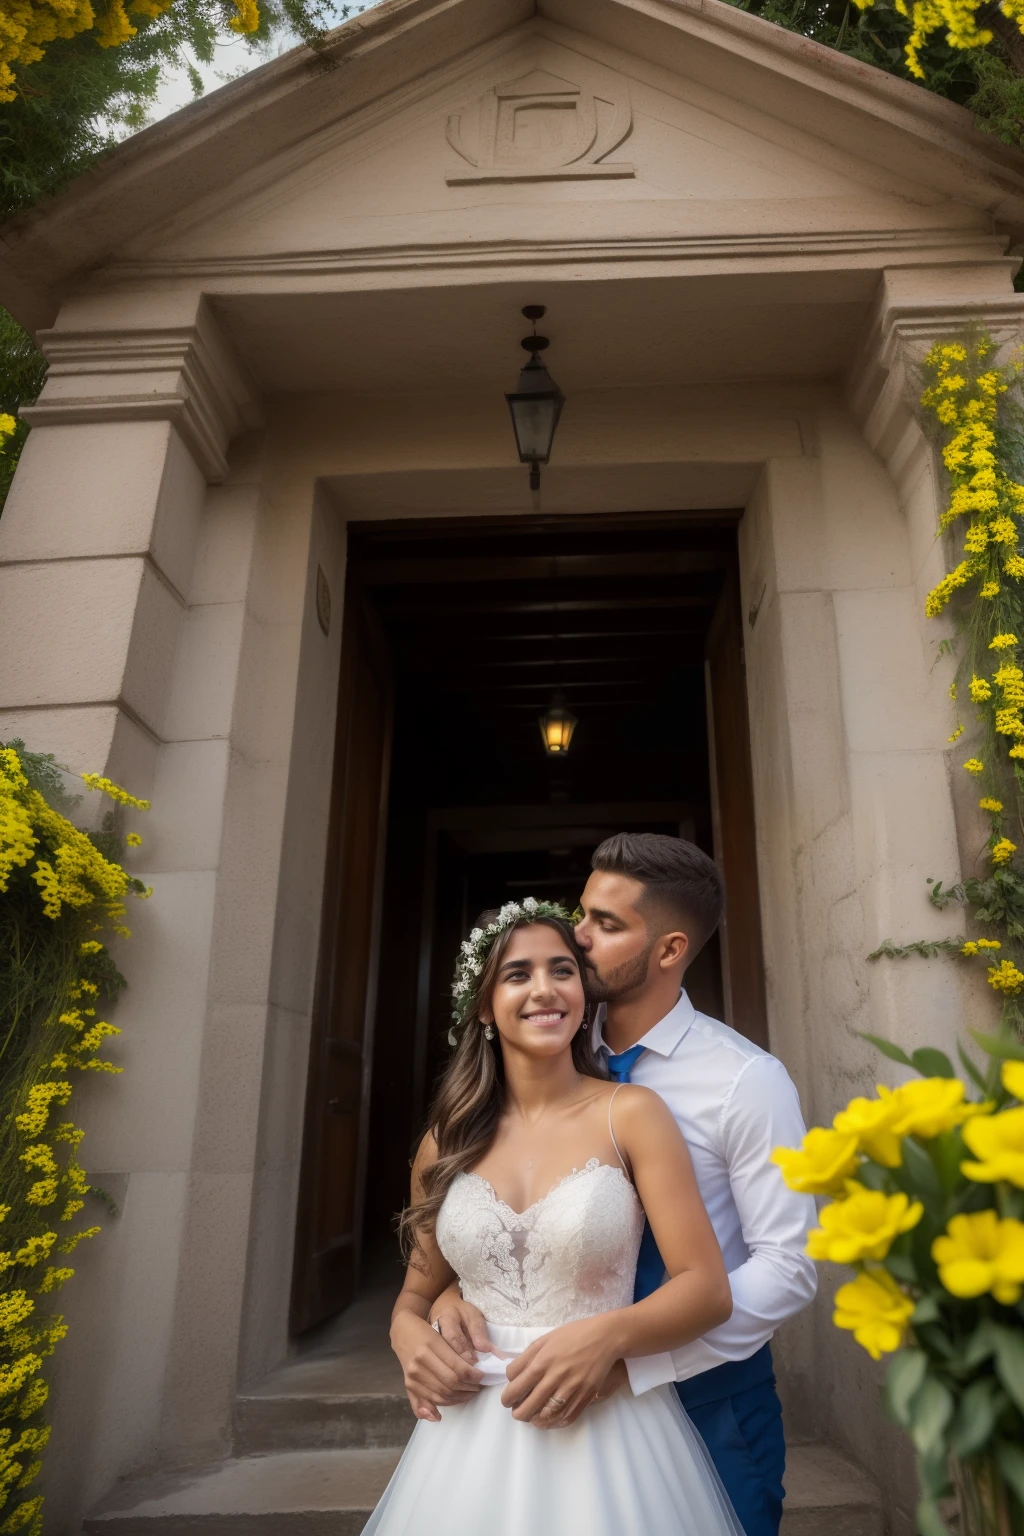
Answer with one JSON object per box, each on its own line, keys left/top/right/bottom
{"left": 847, "top": 283, "right": 1024, "bottom": 481}
{"left": 21, "top": 304, "right": 262, "bottom": 482}
{"left": 97, "top": 228, "right": 1010, "bottom": 288}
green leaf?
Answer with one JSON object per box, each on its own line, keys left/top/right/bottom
{"left": 948, "top": 1378, "right": 999, "bottom": 1460}
{"left": 857, "top": 1160, "right": 888, "bottom": 1192}
{"left": 887, "top": 1348, "right": 929, "bottom": 1427}
{"left": 886, "top": 1251, "right": 919, "bottom": 1285}
{"left": 970, "top": 1030, "right": 1024, "bottom": 1063}
{"left": 957, "top": 1041, "right": 990, "bottom": 1095}
{"left": 962, "top": 1322, "right": 996, "bottom": 1370}
{"left": 900, "top": 1137, "right": 945, "bottom": 1206}
{"left": 911, "top": 1047, "right": 956, "bottom": 1079}
{"left": 995, "top": 1442, "right": 1024, "bottom": 1509}
{"left": 931, "top": 1129, "right": 966, "bottom": 1196}
{"left": 910, "top": 1375, "right": 955, "bottom": 1455}
{"left": 990, "top": 1324, "right": 1024, "bottom": 1415}
{"left": 912, "top": 1295, "right": 941, "bottom": 1326}
{"left": 859, "top": 1032, "right": 913, "bottom": 1067}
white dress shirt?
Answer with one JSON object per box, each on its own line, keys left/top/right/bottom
{"left": 594, "top": 990, "right": 817, "bottom": 1396}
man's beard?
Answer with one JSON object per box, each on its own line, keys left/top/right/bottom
{"left": 586, "top": 939, "right": 655, "bottom": 1002}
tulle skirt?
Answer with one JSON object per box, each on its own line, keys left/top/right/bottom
{"left": 362, "top": 1322, "right": 744, "bottom": 1536}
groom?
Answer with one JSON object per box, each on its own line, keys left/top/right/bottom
{"left": 423, "top": 832, "right": 817, "bottom": 1536}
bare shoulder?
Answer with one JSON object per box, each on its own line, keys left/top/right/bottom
{"left": 607, "top": 1082, "right": 679, "bottom": 1137}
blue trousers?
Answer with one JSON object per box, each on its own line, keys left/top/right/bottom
{"left": 675, "top": 1349, "right": 786, "bottom": 1536}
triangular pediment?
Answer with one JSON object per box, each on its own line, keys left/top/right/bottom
{"left": 118, "top": 20, "right": 992, "bottom": 269}
{"left": 4, "top": 0, "right": 1024, "bottom": 329}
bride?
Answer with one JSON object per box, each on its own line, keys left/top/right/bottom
{"left": 365, "top": 898, "right": 743, "bottom": 1536}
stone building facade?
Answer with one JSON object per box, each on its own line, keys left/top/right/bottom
{"left": 1, "top": 0, "right": 1023, "bottom": 1529}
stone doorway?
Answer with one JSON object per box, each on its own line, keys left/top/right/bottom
{"left": 291, "top": 507, "right": 768, "bottom": 1336}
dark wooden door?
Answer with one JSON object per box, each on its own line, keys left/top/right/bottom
{"left": 705, "top": 564, "right": 769, "bottom": 1049}
{"left": 291, "top": 582, "right": 393, "bottom": 1333}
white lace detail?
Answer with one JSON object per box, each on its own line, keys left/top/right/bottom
{"left": 435, "top": 1159, "right": 644, "bottom": 1326}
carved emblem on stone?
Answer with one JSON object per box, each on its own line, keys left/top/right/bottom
{"left": 446, "top": 68, "right": 633, "bottom": 185}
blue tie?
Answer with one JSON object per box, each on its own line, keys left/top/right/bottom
{"left": 606, "top": 1045, "right": 666, "bottom": 1302}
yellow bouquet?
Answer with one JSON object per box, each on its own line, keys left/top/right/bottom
{"left": 774, "top": 1032, "right": 1024, "bottom": 1536}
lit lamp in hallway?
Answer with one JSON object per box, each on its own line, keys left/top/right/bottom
{"left": 506, "top": 305, "right": 565, "bottom": 492}
{"left": 539, "top": 692, "right": 578, "bottom": 756}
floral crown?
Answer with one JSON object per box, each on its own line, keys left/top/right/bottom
{"left": 448, "top": 896, "right": 573, "bottom": 1046}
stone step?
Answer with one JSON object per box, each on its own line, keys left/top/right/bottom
{"left": 233, "top": 1353, "right": 412, "bottom": 1454}
{"left": 82, "top": 1449, "right": 402, "bottom": 1536}
{"left": 781, "top": 1444, "right": 885, "bottom": 1536}
{"left": 82, "top": 1442, "right": 884, "bottom": 1535}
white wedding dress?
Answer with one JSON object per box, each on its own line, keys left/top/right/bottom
{"left": 363, "top": 1145, "right": 744, "bottom": 1535}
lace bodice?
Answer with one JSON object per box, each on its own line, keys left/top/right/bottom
{"left": 435, "top": 1159, "right": 645, "bottom": 1326}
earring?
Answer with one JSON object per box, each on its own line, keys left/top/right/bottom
{"left": 483, "top": 1024, "right": 495, "bottom": 1041}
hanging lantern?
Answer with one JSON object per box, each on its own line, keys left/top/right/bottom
{"left": 506, "top": 305, "right": 565, "bottom": 493}
{"left": 538, "top": 693, "right": 578, "bottom": 756}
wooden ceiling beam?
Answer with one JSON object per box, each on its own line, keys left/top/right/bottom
{"left": 361, "top": 550, "right": 728, "bottom": 586}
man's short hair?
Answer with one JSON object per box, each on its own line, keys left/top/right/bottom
{"left": 591, "top": 832, "right": 725, "bottom": 956}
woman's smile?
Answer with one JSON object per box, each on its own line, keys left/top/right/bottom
{"left": 520, "top": 1008, "right": 567, "bottom": 1026}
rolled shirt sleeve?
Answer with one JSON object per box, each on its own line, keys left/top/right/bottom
{"left": 625, "top": 1055, "right": 817, "bottom": 1396}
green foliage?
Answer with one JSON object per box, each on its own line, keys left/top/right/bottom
{"left": 868, "top": 938, "right": 965, "bottom": 961}
{"left": 0, "top": 0, "right": 365, "bottom": 221}
{"left": 724, "top": 0, "right": 1024, "bottom": 144}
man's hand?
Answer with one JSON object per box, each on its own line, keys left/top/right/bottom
{"left": 429, "top": 1291, "right": 494, "bottom": 1364}
{"left": 594, "top": 1357, "right": 629, "bottom": 1402}
{"left": 500, "top": 1315, "right": 624, "bottom": 1429}
{"left": 390, "top": 1310, "right": 483, "bottom": 1422}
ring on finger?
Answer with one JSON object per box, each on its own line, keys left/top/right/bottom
{"left": 547, "top": 1395, "right": 568, "bottom": 1407}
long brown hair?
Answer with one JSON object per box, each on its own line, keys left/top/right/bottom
{"left": 398, "top": 910, "right": 605, "bottom": 1257}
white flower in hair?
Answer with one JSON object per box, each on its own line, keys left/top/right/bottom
{"left": 448, "top": 896, "right": 573, "bottom": 1041}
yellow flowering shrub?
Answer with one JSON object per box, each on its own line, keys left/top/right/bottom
{"left": 0, "top": 741, "right": 149, "bottom": 1536}
{"left": 776, "top": 1030, "right": 1024, "bottom": 1531}
{"left": 0, "top": 0, "right": 259, "bottom": 102}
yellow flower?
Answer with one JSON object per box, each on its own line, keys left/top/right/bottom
{"left": 771, "top": 1128, "right": 859, "bottom": 1195}
{"left": 979, "top": 582, "right": 1001, "bottom": 599}
{"left": 1003, "top": 1060, "right": 1024, "bottom": 1100}
{"left": 948, "top": 725, "right": 964, "bottom": 742}
{"left": 807, "top": 1185, "right": 922, "bottom": 1263}
{"left": 962, "top": 938, "right": 1001, "bottom": 955}
{"left": 970, "top": 676, "right": 993, "bottom": 701}
{"left": 0, "top": 1293, "right": 33, "bottom": 1333}
{"left": 988, "top": 959, "right": 1024, "bottom": 995}
{"left": 964, "top": 759, "right": 985, "bottom": 775}
{"left": 962, "top": 1104, "right": 1024, "bottom": 1186}
{"left": 125, "top": 832, "right": 143, "bottom": 847}
{"left": 991, "top": 837, "right": 1017, "bottom": 865}
{"left": 879, "top": 1077, "right": 982, "bottom": 1139}
{"left": 833, "top": 1095, "right": 903, "bottom": 1166}
{"left": 990, "top": 634, "right": 1019, "bottom": 650}
{"left": 80, "top": 773, "right": 150, "bottom": 811}
{"left": 933, "top": 1211, "right": 1024, "bottom": 1305}
{"left": 1005, "top": 554, "right": 1024, "bottom": 578}
{"left": 979, "top": 797, "right": 1004, "bottom": 812}
{"left": 833, "top": 1269, "right": 914, "bottom": 1360}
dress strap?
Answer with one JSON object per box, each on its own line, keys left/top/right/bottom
{"left": 607, "top": 1083, "right": 629, "bottom": 1174}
